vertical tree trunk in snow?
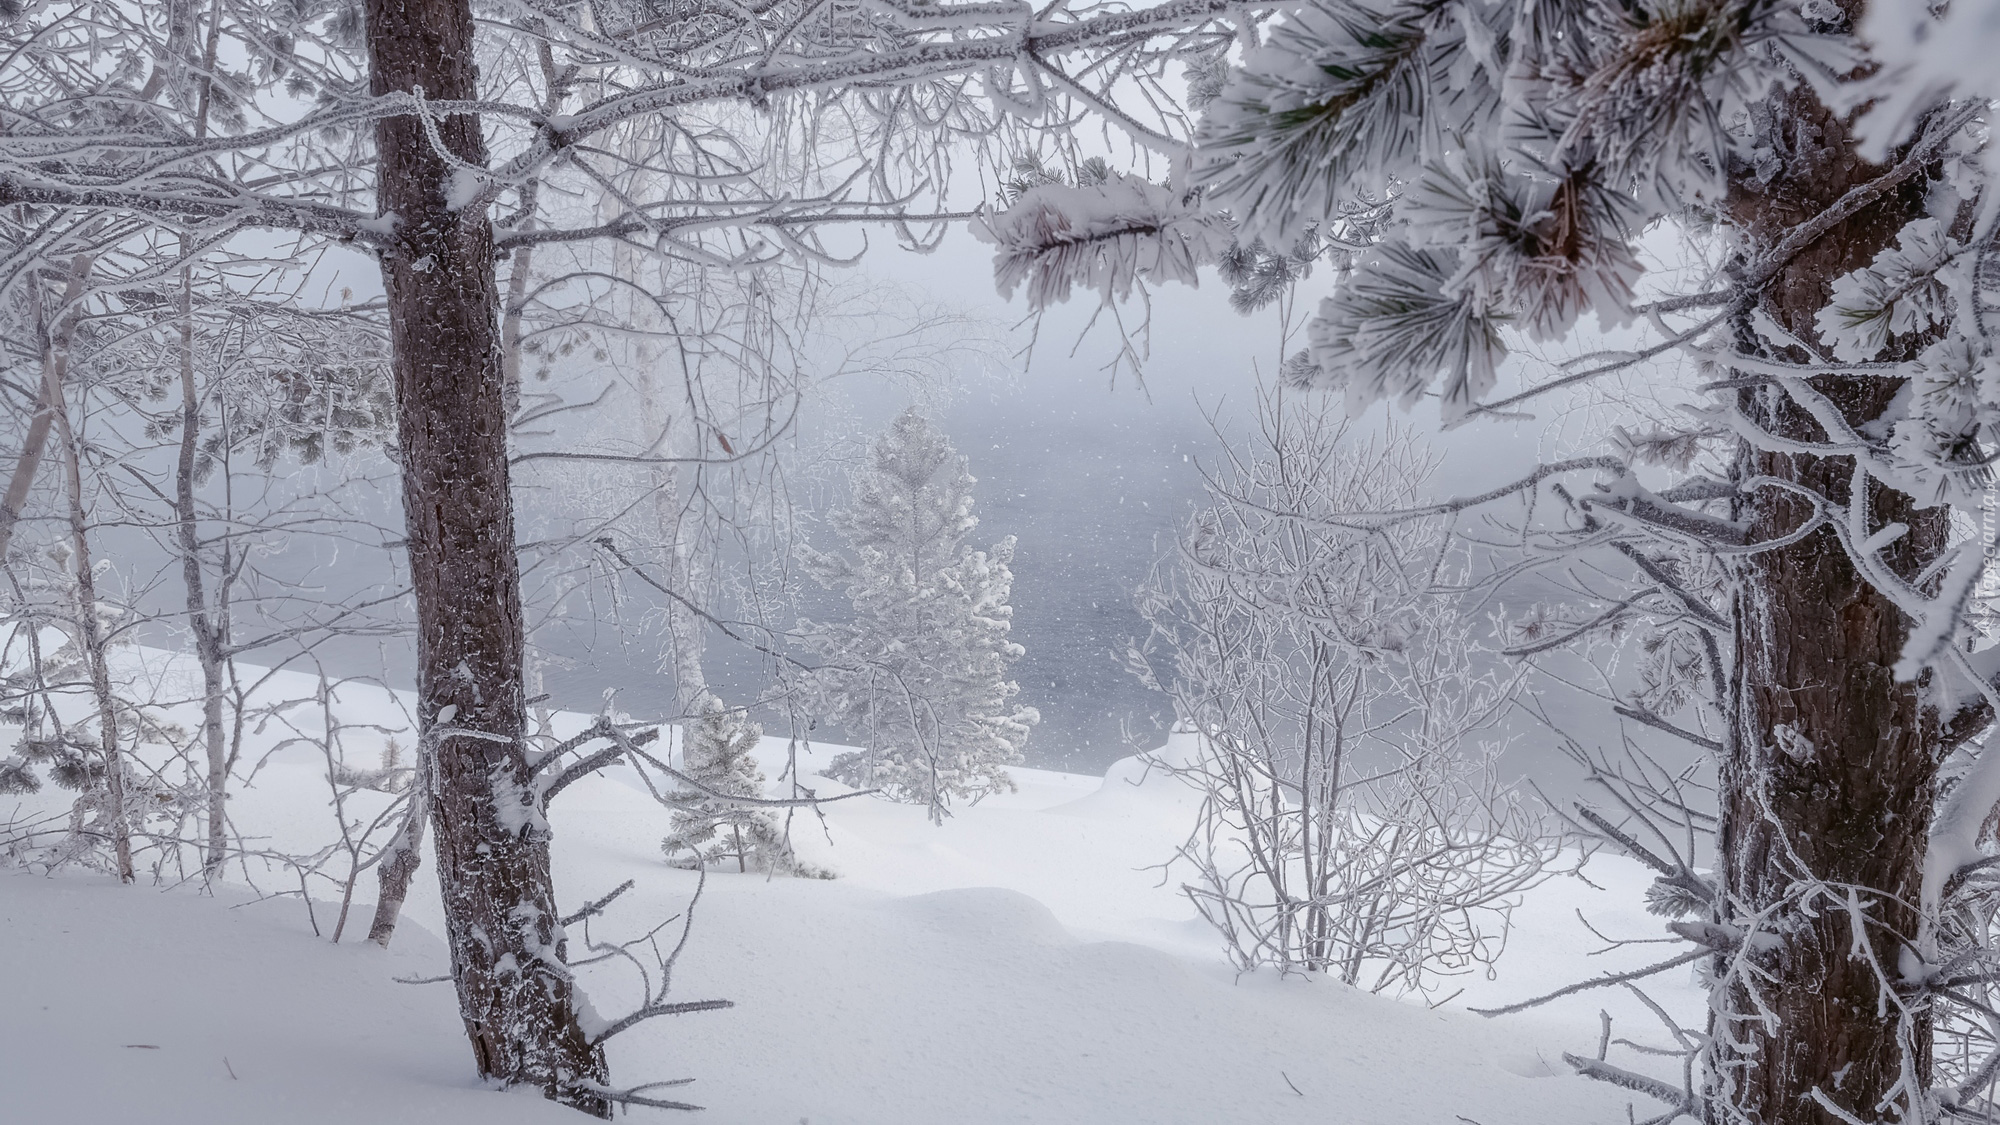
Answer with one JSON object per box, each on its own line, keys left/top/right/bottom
{"left": 1717, "top": 82, "right": 1948, "bottom": 1122}
{"left": 175, "top": 2, "right": 231, "bottom": 881}
{"left": 42, "top": 292, "right": 134, "bottom": 884}
{"left": 366, "top": 743, "right": 428, "bottom": 947}
{"left": 174, "top": 276, "right": 231, "bottom": 878}
{"left": 658, "top": 474, "right": 709, "bottom": 716}
{"left": 363, "top": 0, "right": 608, "bottom": 1108}
{"left": 636, "top": 368, "right": 708, "bottom": 716}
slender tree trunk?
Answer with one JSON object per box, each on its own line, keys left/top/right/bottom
{"left": 499, "top": 39, "right": 563, "bottom": 421}
{"left": 367, "top": 738, "right": 429, "bottom": 947}
{"left": 501, "top": 244, "right": 535, "bottom": 421}
{"left": 173, "top": 0, "right": 230, "bottom": 881}
{"left": 646, "top": 449, "right": 708, "bottom": 715}
{"left": 0, "top": 256, "right": 92, "bottom": 562}
{"left": 628, "top": 245, "right": 707, "bottom": 717}
{"left": 364, "top": 0, "right": 607, "bottom": 1109}
{"left": 172, "top": 268, "right": 230, "bottom": 878}
{"left": 43, "top": 294, "right": 134, "bottom": 884}
{"left": 1714, "top": 80, "right": 1949, "bottom": 1123}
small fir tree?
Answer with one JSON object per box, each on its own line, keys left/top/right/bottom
{"left": 661, "top": 692, "right": 818, "bottom": 876}
{"left": 801, "top": 408, "right": 1038, "bottom": 824}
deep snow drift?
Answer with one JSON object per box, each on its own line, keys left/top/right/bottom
{"left": 0, "top": 651, "right": 1697, "bottom": 1124}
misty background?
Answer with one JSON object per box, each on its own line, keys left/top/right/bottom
{"left": 112, "top": 226, "right": 1618, "bottom": 785}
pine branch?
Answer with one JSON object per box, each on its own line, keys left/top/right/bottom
{"left": 569, "top": 1078, "right": 703, "bottom": 1112}
{"left": 1571, "top": 804, "right": 1679, "bottom": 876}
{"left": 541, "top": 746, "right": 628, "bottom": 802}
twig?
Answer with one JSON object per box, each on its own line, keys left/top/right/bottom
{"left": 1611, "top": 706, "right": 1723, "bottom": 753}
{"left": 1469, "top": 949, "right": 1708, "bottom": 1016}
{"left": 1564, "top": 1053, "right": 1692, "bottom": 1109}
{"left": 561, "top": 879, "right": 636, "bottom": 927}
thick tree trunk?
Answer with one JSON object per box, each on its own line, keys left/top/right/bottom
{"left": 1715, "top": 81, "right": 1948, "bottom": 1123}
{"left": 364, "top": 0, "right": 608, "bottom": 1110}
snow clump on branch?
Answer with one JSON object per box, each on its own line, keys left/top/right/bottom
{"left": 974, "top": 171, "right": 1230, "bottom": 310}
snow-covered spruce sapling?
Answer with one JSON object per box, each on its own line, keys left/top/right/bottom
{"left": 661, "top": 693, "right": 825, "bottom": 877}
{"left": 800, "top": 408, "right": 1037, "bottom": 825}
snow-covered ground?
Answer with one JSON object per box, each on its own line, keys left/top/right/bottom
{"left": 0, "top": 649, "right": 1700, "bottom": 1124}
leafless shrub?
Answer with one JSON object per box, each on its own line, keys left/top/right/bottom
{"left": 1135, "top": 387, "right": 1558, "bottom": 997}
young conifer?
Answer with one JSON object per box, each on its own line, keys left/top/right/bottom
{"left": 661, "top": 693, "right": 819, "bottom": 876}
{"left": 801, "top": 408, "right": 1037, "bottom": 824}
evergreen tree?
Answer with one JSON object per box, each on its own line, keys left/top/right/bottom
{"left": 802, "top": 408, "right": 1038, "bottom": 824}
{"left": 661, "top": 693, "right": 820, "bottom": 876}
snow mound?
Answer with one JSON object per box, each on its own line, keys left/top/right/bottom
{"left": 876, "top": 885, "right": 1076, "bottom": 947}
{"left": 1050, "top": 732, "right": 1203, "bottom": 820}
{"left": 0, "top": 870, "right": 574, "bottom": 1125}
{"left": 626, "top": 856, "right": 1632, "bottom": 1125}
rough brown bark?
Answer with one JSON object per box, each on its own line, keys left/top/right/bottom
{"left": 363, "top": 0, "right": 608, "bottom": 1109}
{"left": 1715, "top": 80, "right": 1948, "bottom": 1123}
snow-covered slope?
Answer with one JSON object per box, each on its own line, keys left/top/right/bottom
{"left": 0, "top": 871, "right": 577, "bottom": 1125}
{"left": 0, "top": 657, "right": 1689, "bottom": 1123}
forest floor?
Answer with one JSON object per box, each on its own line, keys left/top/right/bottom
{"left": 0, "top": 652, "right": 1697, "bottom": 1124}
